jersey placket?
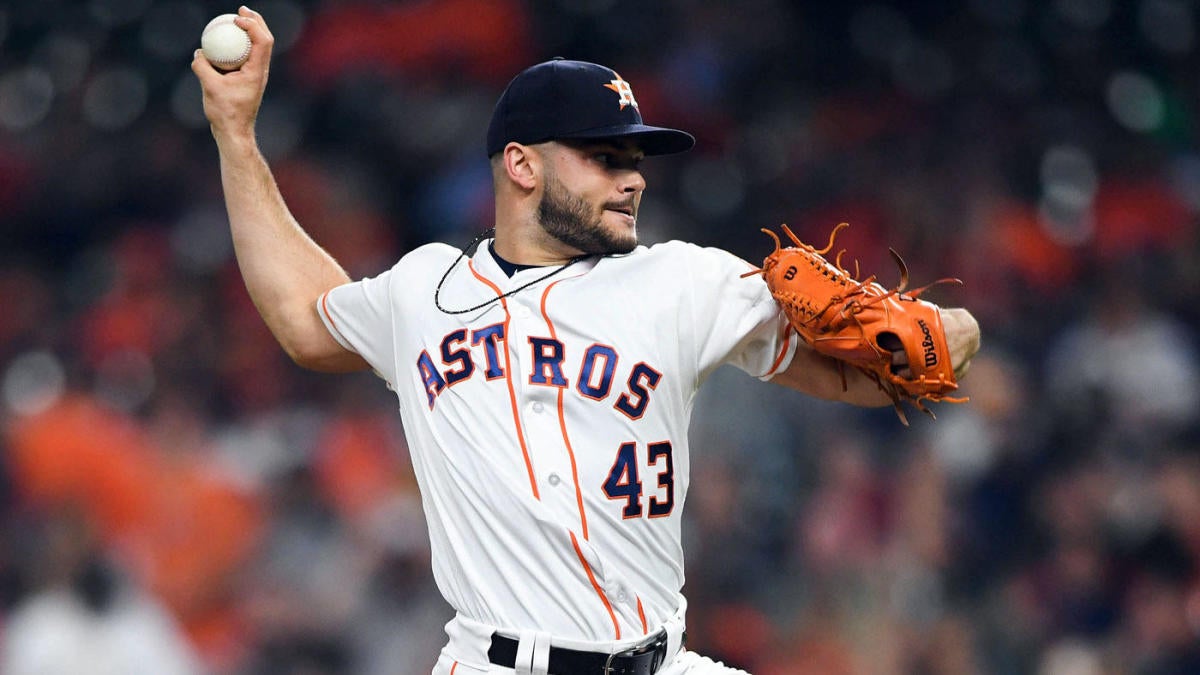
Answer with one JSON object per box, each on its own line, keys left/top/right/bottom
{"left": 504, "top": 281, "right": 587, "bottom": 535}
{"left": 471, "top": 258, "right": 630, "bottom": 638}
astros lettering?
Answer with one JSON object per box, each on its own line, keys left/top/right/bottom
{"left": 416, "top": 324, "right": 661, "bottom": 417}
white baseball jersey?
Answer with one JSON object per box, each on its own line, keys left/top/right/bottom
{"left": 317, "top": 238, "right": 796, "bottom": 651}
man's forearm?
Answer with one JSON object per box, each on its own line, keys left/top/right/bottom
{"left": 191, "top": 7, "right": 365, "bottom": 372}
{"left": 215, "top": 133, "right": 355, "bottom": 365}
{"left": 772, "top": 344, "right": 895, "bottom": 407}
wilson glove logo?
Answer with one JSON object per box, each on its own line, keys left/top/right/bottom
{"left": 917, "top": 319, "right": 938, "bottom": 367}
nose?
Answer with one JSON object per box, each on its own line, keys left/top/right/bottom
{"left": 620, "top": 169, "right": 646, "bottom": 194}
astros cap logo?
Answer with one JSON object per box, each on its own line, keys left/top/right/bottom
{"left": 604, "top": 74, "right": 638, "bottom": 110}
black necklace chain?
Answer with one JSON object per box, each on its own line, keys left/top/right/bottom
{"left": 433, "top": 228, "right": 592, "bottom": 315}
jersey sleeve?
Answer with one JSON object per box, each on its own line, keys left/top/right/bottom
{"left": 680, "top": 243, "right": 797, "bottom": 383}
{"left": 317, "top": 268, "right": 398, "bottom": 386}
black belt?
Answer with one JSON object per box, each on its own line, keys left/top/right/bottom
{"left": 487, "top": 630, "right": 669, "bottom": 675}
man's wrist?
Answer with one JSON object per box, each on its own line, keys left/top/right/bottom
{"left": 212, "top": 125, "right": 259, "bottom": 155}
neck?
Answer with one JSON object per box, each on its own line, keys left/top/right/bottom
{"left": 489, "top": 241, "right": 545, "bottom": 277}
{"left": 491, "top": 220, "right": 582, "bottom": 266}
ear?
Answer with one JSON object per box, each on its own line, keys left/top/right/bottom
{"left": 502, "top": 143, "right": 540, "bottom": 191}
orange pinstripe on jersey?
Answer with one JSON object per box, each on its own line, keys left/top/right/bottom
{"left": 538, "top": 278, "right": 590, "bottom": 540}
{"left": 764, "top": 324, "right": 794, "bottom": 377}
{"left": 570, "top": 530, "right": 621, "bottom": 640}
{"left": 468, "top": 261, "right": 539, "bottom": 500}
{"left": 449, "top": 662, "right": 458, "bottom": 674}
{"left": 636, "top": 595, "right": 648, "bottom": 634}
{"left": 320, "top": 290, "right": 350, "bottom": 345}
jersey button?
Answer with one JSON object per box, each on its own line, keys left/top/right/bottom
{"left": 548, "top": 473, "right": 561, "bottom": 486}
{"left": 532, "top": 402, "right": 544, "bottom": 413}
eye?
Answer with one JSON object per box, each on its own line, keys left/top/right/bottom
{"left": 593, "top": 152, "right": 643, "bottom": 171}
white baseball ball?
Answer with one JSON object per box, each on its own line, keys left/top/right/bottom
{"left": 200, "top": 14, "right": 252, "bottom": 71}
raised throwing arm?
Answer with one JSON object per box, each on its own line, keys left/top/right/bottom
{"left": 192, "top": 7, "right": 367, "bottom": 372}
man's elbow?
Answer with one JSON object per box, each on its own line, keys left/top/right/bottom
{"left": 282, "top": 337, "right": 369, "bottom": 373}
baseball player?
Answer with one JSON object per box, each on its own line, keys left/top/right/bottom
{"left": 193, "top": 8, "right": 981, "bottom": 674}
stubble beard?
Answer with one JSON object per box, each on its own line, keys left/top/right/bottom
{"left": 537, "top": 173, "right": 637, "bottom": 256}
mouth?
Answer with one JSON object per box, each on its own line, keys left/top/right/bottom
{"left": 605, "top": 204, "right": 636, "bottom": 221}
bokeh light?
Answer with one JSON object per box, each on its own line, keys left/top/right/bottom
{"left": 1, "top": 2, "right": 1199, "bottom": 674}
{"left": 0, "top": 68, "right": 54, "bottom": 132}
{"left": 2, "top": 351, "right": 66, "bottom": 417}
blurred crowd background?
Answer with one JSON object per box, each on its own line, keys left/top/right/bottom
{"left": 2, "top": 0, "right": 1200, "bottom": 673}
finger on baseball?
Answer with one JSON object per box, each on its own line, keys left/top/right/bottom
{"left": 239, "top": 5, "right": 265, "bottom": 22}
{"left": 191, "top": 48, "right": 220, "bottom": 83}
{"left": 233, "top": 18, "right": 275, "bottom": 69}
{"left": 236, "top": 7, "right": 275, "bottom": 43}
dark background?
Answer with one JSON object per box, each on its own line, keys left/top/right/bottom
{"left": 1, "top": 1, "right": 1199, "bottom": 673}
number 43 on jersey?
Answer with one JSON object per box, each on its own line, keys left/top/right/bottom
{"left": 603, "top": 441, "right": 674, "bottom": 519}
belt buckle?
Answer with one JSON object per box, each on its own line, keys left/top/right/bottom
{"left": 604, "top": 630, "right": 668, "bottom": 675}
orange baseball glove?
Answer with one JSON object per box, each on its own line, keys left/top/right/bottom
{"left": 744, "top": 222, "right": 966, "bottom": 424}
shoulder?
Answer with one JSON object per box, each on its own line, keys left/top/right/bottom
{"left": 366, "top": 242, "right": 462, "bottom": 284}
{"left": 591, "top": 241, "right": 762, "bottom": 301}
{"left": 633, "top": 240, "right": 758, "bottom": 275}
{"left": 395, "top": 242, "right": 462, "bottom": 270}
{"left": 334, "top": 243, "right": 460, "bottom": 301}
{"left": 641, "top": 239, "right": 704, "bottom": 256}
{"left": 614, "top": 240, "right": 749, "bottom": 264}
{"left": 348, "top": 242, "right": 460, "bottom": 279}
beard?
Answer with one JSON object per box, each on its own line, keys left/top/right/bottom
{"left": 537, "top": 173, "right": 637, "bottom": 256}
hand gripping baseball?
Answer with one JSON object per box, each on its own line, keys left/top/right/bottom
{"left": 745, "top": 222, "right": 971, "bottom": 424}
{"left": 192, "top": 6, "right": 275, "bottom": 140}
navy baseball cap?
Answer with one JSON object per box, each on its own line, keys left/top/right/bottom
{"left": 486, "top": 59, "right": 695, "bottom": 157}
